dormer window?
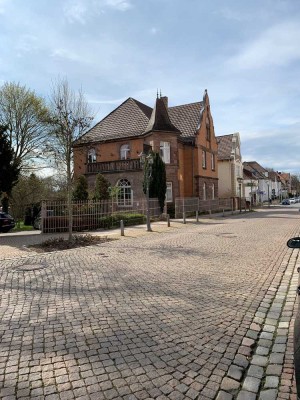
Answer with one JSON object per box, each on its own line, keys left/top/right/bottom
{"left": 88, "top": 148, "right": 96, "bottom": 163}
{"left": 120, "top": 144, "right": 130, "bottom": 160}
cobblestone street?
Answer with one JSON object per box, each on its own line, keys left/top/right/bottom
{"left": 0, "top": 207, "right": 299, "bottom": 399}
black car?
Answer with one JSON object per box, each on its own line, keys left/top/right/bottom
{"left": 0, "top": 212, "right": 15, "bottom": 233}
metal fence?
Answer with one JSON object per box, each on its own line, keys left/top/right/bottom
{"left": 40, "top": 198, "right": 161, "bottom": 233}
{"left": 175, "top": 197, "right": 247, "bottom": 218}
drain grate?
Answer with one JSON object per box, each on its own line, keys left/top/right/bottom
{"left": 14, "top": 263, "right": 48, "bottom": 272}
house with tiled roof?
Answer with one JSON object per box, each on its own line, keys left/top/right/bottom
{"left": 216, "top": 133, "right": 243, "bottom": 203}
{"left": 243, "top": 161, "right": 270, "bottom": 203}
{"left": 73, "top": 90, "right": 218, "bottom": 205}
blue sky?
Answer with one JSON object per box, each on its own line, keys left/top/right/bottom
{"left": 1, "top": 0, "right": 300, "bottom": 174}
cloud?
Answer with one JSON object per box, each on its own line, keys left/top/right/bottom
{"left": 227, "top": 20, "right": 300, "bottom": 70}
{"left": 103, "top": 0, "right": 132, "bottom": 11}
{"left": 63, "top": 0, "right": 132, "bottom": 24}
{"left": 150, "top": 27, "right": 159, "bottom": 35}
{"left": 63, "top": 0, "right": 88, "bottom": 24}
{"left": 50, "top": 48, "right": 82, "bottom": 62}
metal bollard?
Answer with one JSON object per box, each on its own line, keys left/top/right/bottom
{"left": 222, "top": 208, "right": 225, "bottom": 217}
{"left": 209, "top": 210, "right": 212, "bottom": 219}
{"left": 120, "top": 220, "right": 124, "bottom": 236}
{"left": 183, "top": 212, "right": 186, "bottom": 224}
{"left": 196, "top": 211, "right": 199, "bottom": 222}
{"left": 167, "top": 214, "right": 170, "bottom": 227}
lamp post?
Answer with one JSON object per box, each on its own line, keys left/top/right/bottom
{"left": 267, "top": 181, "right": 270, "bottom": 207}
{"left": 139, "top": 151, "right": 154, "bottom": 232}
{"left": 237, "top": 177, "right": 243, "bottom": 213}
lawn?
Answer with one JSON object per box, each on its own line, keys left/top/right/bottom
{"left": 13, "top": 222, "right": 35, "bottom": 232}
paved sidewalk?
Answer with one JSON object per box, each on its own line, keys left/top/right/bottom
{"left": 0, "top": 207, "right": 299, "bottom": 399}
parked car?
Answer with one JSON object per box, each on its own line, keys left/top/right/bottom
{"left": 287, "top": 237, "right": 300, "bottom": 398}
{"left": 290, "top": 198, "right": 296, "bottom": 204}
{"left": 281, "top": 199, "right": 291, "bottom": 205}
{"left": 0, "top": 212, "right": 15, "bottom": 233}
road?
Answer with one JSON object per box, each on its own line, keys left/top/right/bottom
{"left": 0, "top": 206, "right": 299, "bottom": 399}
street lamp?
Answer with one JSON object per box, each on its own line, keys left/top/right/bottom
{"left": 139, "top": 151, "right": 154, "bottom": 232}
{"left": 237, "top": 177, "right": 243, "bottom": 213}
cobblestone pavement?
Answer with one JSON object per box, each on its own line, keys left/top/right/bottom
{"left": 0, "top": 207, "right": 299, "bottom": 399}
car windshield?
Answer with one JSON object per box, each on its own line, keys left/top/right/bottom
{"left": 0, "top": 213, "right": 13, "bottom": 218}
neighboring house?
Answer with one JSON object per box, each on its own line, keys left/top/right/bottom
{"left": 243, "top": 166, "right": 259, "bottom": 205}
{"left": 243, "top": 161, "right": 270, "bottom": 202}
{"left": 73, "top": 90, "right": 218, "bottom": 205}
{"left": 277, "top": 172, "right": 291, "bottom": 198}
{"left": 268, "top": 171, "right": 282, "bottom": 200}
{"left": 217, "top": 133, "right": 243, "bottom": 199}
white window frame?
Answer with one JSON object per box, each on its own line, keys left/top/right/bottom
{"left": 120, "top": 144, "right": 131, "bottom": 160}
{"left": 160, "top": 141, "right": 170, "bottom": 164}
{"left": 117, "top": 179, "right": 133, "bottom": 206}
{"left": 211, "top": 153, "right": 215, "bottom": 171}
{"left": 88, "top": 148, "right": 96, "bottom": 163}
{"left": 202, "top": 150, "right": 207, "bottom": 169}
{"left": 166, "top": 182, "right": 173, "bottom": 203}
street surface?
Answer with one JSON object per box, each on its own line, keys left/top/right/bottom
{"left": 0, "top": 206, "right": 299, "bottom": 399}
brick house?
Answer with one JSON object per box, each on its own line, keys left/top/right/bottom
{"left": 73, "top": 90, "right": 218, "bottom": 206}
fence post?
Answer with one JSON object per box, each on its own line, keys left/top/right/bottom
{"left": 120, "top": 220, "right": 124, "bottom": 236}
{"left": 183, "top": 212, "right": 186, "bottom": 224}
{"left": 167, "top": 214, "right": 170, "bottom": 227}
{"left": 196, "top": 211, "right": 199, "bottom": 222}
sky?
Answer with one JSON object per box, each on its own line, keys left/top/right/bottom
{"left": 1, "top": 0, "right": 300, "bottom": 174}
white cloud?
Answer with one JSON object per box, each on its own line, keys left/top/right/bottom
{"left": 150, "top": 27, "right": 159, "bottom": 35}
{"left": 63, "top": 0, "right": 88, "bottom": 24}
{"left": 63, "top": 0, "right": 132, "bottom": 23}
{"left": 50, "top": 48, "right": 82, "bottom": 62}
{"left": 227, "top": 20, "right": 300, "bottom": 69}
{"left": 103, "top": 0, "right": 132, "bottom": 11}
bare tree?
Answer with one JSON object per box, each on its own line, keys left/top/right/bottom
{"left": 47, "top": 78, "right": 94, "bottom": 240}
{"left": 0, "top": 82, "right": 49, "bottom": 169}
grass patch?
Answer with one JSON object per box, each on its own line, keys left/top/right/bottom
{"left": 29, "top": 234, "right": 114, "bottom": 252}
{"left": 13, "top": 222, "right": 35, "bottom": 232}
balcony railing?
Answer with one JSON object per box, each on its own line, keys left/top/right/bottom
{"left": 87, "top": 159, "right": 142, "bottom": 174}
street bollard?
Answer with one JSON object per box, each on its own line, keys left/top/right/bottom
{"left": 183, "top": 212, "right": 186, "bottom": 224}
{"left": 167, "top": 214, "right": 170, "bottom": 227}
{"left": 222, "top": 209, "right": 225, "bottom": 217}
{"left": 120, "top": 220, "right": 124, "bottom": 236}
{"left": 209, "top": 210, "right": 212, "bottom": 219}
{"left": 196, "top": 211, "right": 199, "bottom": 222}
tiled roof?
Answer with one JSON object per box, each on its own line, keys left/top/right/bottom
{"left": 168, "top": 102, "right": 203, "bottom": 139}
{"left": 216, "top": 134, "right": 233, "bottom": 160}
{"left": 145, "top": 97, "right": 180, "bottom": 134}
{"left": 243, "top": 161, "right": 267, "bottom": 179}
{"left": 76, "top": 98, "right": 152, "bottom": 144}
{"left": 75, "top": 97, "right": 203, "bottom": 145}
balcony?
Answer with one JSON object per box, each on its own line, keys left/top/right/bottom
{"left": 86, "top": 159, "right": 142, "bottom": 174}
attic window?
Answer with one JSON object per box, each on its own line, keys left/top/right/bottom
{"left": 88, "top": 148, "right": 96, "bottom": 163}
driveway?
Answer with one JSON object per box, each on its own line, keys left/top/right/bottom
{"left": 0, "top": 207, "right": 299, "bottom": 399}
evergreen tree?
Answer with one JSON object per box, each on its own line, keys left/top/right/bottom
{"left": 0, "top": 125, "right": 20, "bottom": 211}
{"left": 143, "top": 152, "right": 166, "bottom": 212}
{"left": 93, "top": 174, "right": 110, "bottom": 200}
{"left": 72, "top": 175, "right": 89, "bottom": 201}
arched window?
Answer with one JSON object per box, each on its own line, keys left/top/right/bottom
{"left": 203, "top": 182, "right": 206, "bottom": 200}
{"left": 88, "top": 148, "right": 96, "bottom": 163}
{"left": 117, "top": 179, "right": 132, "bottom": 206}
{"left": 120, "top": 144, "right": 130, "bottom": 160}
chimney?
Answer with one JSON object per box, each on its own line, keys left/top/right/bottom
{"left": 161, "top": 96, "right": 168, "bottom": 109}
